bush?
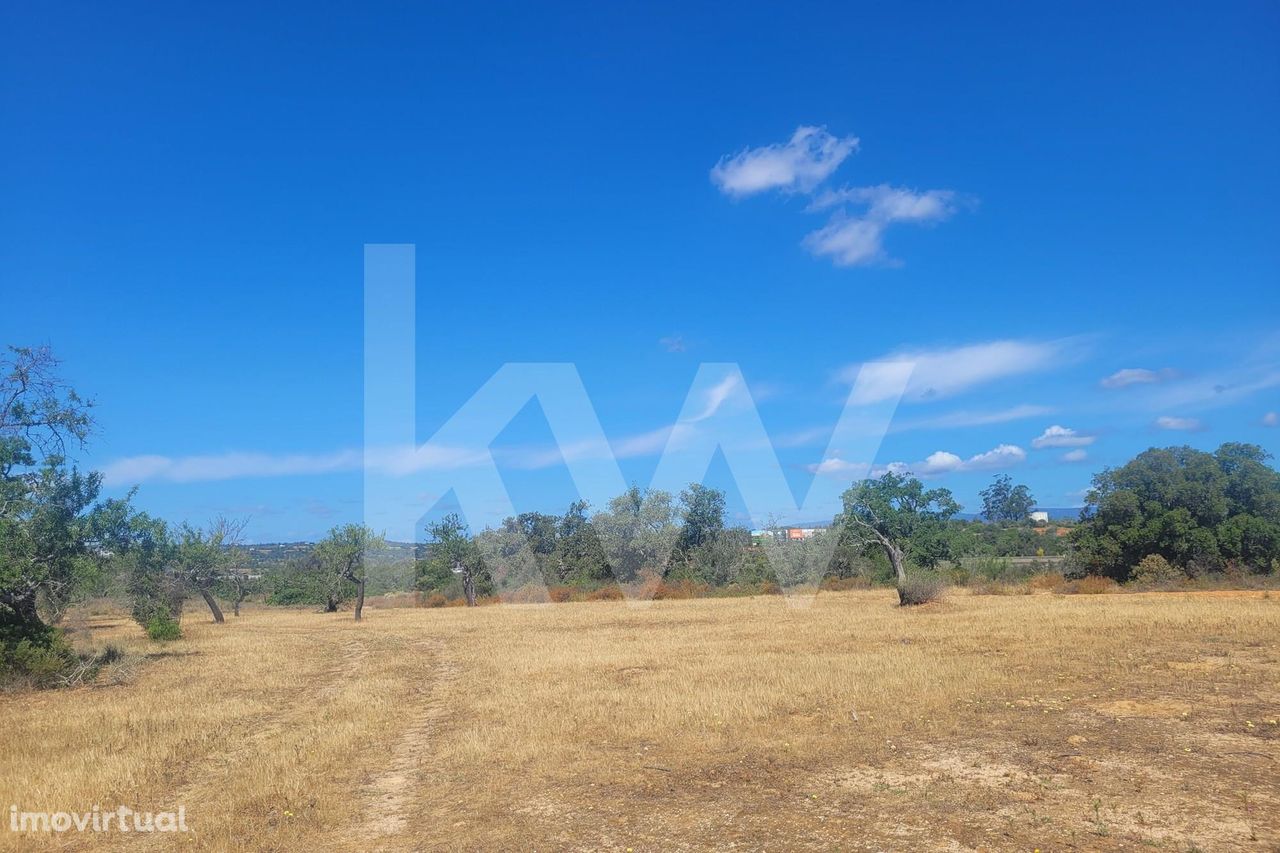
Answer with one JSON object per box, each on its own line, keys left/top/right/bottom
{"left": 820, "top": 576, "right": 872, "bottom": 592}
{"left": 969, "top": 556, "right": 1012, "bottom": 581}
{"left": 547, "top": 586, "right": 578, "bottom": 603}
{"left": 1063, "top": 575, "right": 1118, "bottom": 595}
{"left": 1130, "top": 554, "right": 1183, "bottom": 586}
{"left": 653, "top": 579, "right": 710, "bottom": 600}
{"left": 145, "top": 614, "right": 182, "bottom": 641}
{"left": 585, "top": 586, "right": 624, "bottom": 602}
{"left": 897, "top": 574, "right": 945, "bottom": 606}
{"left": 1028, "top": 571, "right": 1066, "bottom": 592}
{"left": 420, "top": 592, "right": 448, "bottom": 608}
{"left": 970, "top": 580, "right": 1029, "bottom": 596}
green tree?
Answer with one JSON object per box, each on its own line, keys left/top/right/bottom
{"left": 0, "top": 347, "right": 111, "bottom": 665}
{"left": 677, "top": 483, "right": 726, "bottom": 553}
{"left": 315, "top": 524, "right": 387, "bottom": 620}
{"left": 553, "top": 500, "right": 608, "bottom": 585}
{"left": 1072, "top": 443, "right": 1280, "bottom": 579}
{"left": 592, "top": 485, "right": 679, "bottom": 588}
{"left": 979, "top": 474, "right": 1035, "bottom": 522}
{"left": 417, "top": 514, "right": 489, "bottom": 606}
{"left": 838, "top": 473, "right": 960, "bottom": 602}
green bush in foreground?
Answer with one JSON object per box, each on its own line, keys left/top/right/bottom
{"left": 145, "top": 614, "right": 182, "bottom": 641}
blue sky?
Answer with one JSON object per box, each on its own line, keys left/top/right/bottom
{"left": 3, "top": 2, "right": 1278, "bottom": 541}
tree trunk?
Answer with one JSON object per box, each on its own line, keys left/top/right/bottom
{"left": 463, "top": 573, "right": 477, "bottom": 607}
{"left": 354, "top": 578, "right": 366, "bottom": 621}
{"left": 232, "top": 590, "right": 244, "bottom": 617}
{"left": 885, "top": 542, "right": 907, "bottom": 586}
{"left": 324, "top": 596, "right": 339, "bottom": 613}
{"left": 198, "top": 587, "right": 225, "bottom": 623}
{"left": 5, "top": 591, "right": 44, "bottom": 637}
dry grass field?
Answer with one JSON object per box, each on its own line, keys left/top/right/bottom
{"left": 2, "top": 590, "right": 1278, "bottom": 851}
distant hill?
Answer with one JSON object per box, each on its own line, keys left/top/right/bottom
{"left": 234, "top": 540, "right": 420, "bottom": 569}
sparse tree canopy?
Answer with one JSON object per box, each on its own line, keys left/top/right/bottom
{"left": 0, "top": 347, "right": 115, "bottom": 658}
{"left": 315, "top": 524, "right": 387, "bottom": 620}
{"left": 979, "top": 474, "right": 1035, "bottom": 522}
{"left": 417, "top": 514, "right": 488, "bottom": 606}
{"left": 1072, "top": 443, "right": 1280, "bottom": 580}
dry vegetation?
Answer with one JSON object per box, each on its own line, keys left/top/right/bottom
{"left": 3, "top": 590, "right": 1278, "bottom": 851}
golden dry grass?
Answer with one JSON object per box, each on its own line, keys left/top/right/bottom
{"left": 2, "top": 590, "right": 1278, "bottom": 850}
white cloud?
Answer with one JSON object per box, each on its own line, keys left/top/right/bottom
{"left": 811, "top": 443, "right": 1026, "bottom": 480}
{"left": 1264, "top": 412, "right": 1279, "bottom": 427}
{"left": 100, "top": 445, "right": 493, "bottom": 486}
{"left": 803, "top": 185, "right": 959, "bottom": 267}
{"left": 689, "top": 373, "right": 742, "bottom": 422}
{"left": 841, "top": 338, "right": 1078, "bottom": 405}
{"left": 1154, "top": 415, "right": 1204, "bottom": 431}
{"left": 1100, "top": 367, "right": 1175, "bottom": 389}
{"left": 1031, "top": 425, "right": 1095, "bottom": 449}
{"left": 961, "top": 443, "right": 1028, "bottom": 472}
{"left": 1062, "top": 449, "right": 1088, "bottom": 463}
{"left": 710, "top": 126, "right": 858, "bottom": 197}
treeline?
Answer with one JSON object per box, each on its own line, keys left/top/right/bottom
{"left": 5, "top": 345, "right": 1280, "bottom": 687}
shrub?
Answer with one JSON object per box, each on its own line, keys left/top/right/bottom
{"left": 897, "top": 574, "right": 945, "bottom": 606}
{"left": 547, "top": 586, "right": 578, "bottom": 603}
{"left": 420, "top": 592, "right": 448, "bottom": 608}
{"left": 653, "top": 579, "right": 710, "bottom": 600}
{"left": 145, "top": 614, "right": 182, "bottom": 641}
{"left": 585, "top": 586, "right": 624, "bottom": 602}
{"left": 1130, "top": 554, "right": 1182, "bottom": 586}
{"left": 820, "top": 576, "right": 872, "bottom": 592}
{"left": 969, "top": 556, "right": 1012, "bottom": 581}
{"left": 970, "top": 580, "right": 1029, "bottom": 596}
{"left": 1028, "top": 571, "right": 1066, "bottom": 592}
{"left": 1064, "top": 575, "right": 1118, "bottom": 595}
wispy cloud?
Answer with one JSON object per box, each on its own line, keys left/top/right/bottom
{"left": 1062, "top": 449, "right": 1089, "bottom": 463}
{"left": 1100, "top": 367, "right": 1176, "bottom": 389}
{"left": 898, "top": 403, "right": 1053, "bottom": 431}
{"left": 711, "top": 127, "right": 967, "bottom": 267}
{"left": 1265, "top": 412, "right": 1278, "bottom": 427}
{"left": 100, "top": 445, "right": 493, "bottom": 486}
{"left": 803, "top": 185, "right": 961, "bottom": 267}
{"left": 1154, "top": 415, "right": 1205, "bottom": 431}
{"left": 1031, "top": 425, "right": 1095, "bottom": 449}
{"left": 710, "top": 126, "right": 858, "bottom": 197}
{"left": 1144, "top": 367, "right": 1280, "bottom": 412}
{"left": 840, "top": 338, "right": 1081, "bottom": 405}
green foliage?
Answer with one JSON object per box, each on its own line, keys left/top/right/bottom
{"left": 838, "top": 472, "right": 961, "bottom": 584}
{"left": 0, "top": 346, "right": 126, "bottom": 673}
{"left": 591, "top": 486, "right": 679, "bottom": 585}
{"left": 417, "top": 514, "right": 490, "bottom": 604}
{"left": 145, "top": 613, "right": 182, "bottom": 641}
{"left": 1, "top": 633, "right": 77, "bottom": 687}
{"left": 1130, "top": 553, "right": 1183, "bottom": 586}
{"left": 979, "top": 474, "right": 1036, "bottom": 522}
{"left": 1072, "top": 443, "right": 1280, "bottom": 580}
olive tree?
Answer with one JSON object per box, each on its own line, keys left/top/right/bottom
{"left": 315, "top": 524, "right": 387, "bottom": 620}
{"left": 838, "top": 472, "right": 960, "bottom": 603}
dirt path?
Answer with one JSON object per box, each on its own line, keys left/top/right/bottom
{"left": 354, "top": 637, "right": 455, "bottom": 849}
